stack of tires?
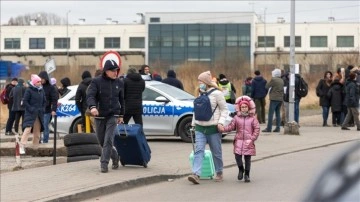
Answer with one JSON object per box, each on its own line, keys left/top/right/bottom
{"left": 64, "top": 133, "right": 102, "bottom": 163}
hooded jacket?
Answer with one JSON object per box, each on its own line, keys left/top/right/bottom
{"left": 22, "top": 83, "right": 45, "bottom": 131}
{"left": 265, "top": 70, "right": 284, "bottom": 101}
{"left": 327, "top": 80, "right": 344, "bottom": 112}
{"left": 161, "top": 70, "right": 184, "bottom": 90}
{"left": 124, "top": 72, "right": 145, "bottom": 115}
{"left": 251, "top": 76, "right": 267, "bottom": 99}
{"left": 38, "top": 71, "right": 58, "bottom": 113}
{"left": 75, "top": 77, "right": 92, "bottom": 114}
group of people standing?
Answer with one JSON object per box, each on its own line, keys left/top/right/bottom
{"left": 316, "top": 65, "right": 360, "bottom": 131}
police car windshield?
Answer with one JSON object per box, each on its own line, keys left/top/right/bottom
{"left": 152, "top": 84, "right": 195, "bottom": 100}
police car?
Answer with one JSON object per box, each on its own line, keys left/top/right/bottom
{"left": 52, "top": 80, "right": 234, "bottom": 143}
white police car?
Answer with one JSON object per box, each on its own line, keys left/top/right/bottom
{"left": 53, "top": 81, "right": 234, "bottom": 143}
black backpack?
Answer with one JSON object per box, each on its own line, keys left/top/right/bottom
{"left": 193, "top": 89, "right": 218, "bottom": 121}
{"left": 297, "top": 77, "right": 308, "bottom": 98}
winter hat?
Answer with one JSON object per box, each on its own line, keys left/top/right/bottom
{"left": 50, "top": 78, "right": 57, "bottom": 85}
{"left": 12, "top": 77, "right": 18, "bottom": 81}
{"left": 238, "top": 100, "right": 250, "bottom": 108}
{"left": 103, "top": 60, "right": 119, "bottom": 71}
{"left": 127, "top": 68, "right": 137, "bottom": 74}
{"left": 31, "top": 74, "right": 41, "bottom": 85}
{"left": 272, "top": 68, "right": 281, "bottom": 78}
{"left": 198, "top": 71, "right": 218, "bottom": 88}
{"left": 219, "top": 74, "right": 226, "bottom": 80}
{"left": 17, "top": 78, "right": 24, "bottom": 85}
{"left": 81, "top": 70, "right": 92, "bottom": 80}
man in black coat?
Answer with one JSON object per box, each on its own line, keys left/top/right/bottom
{"left": 75, "top": 70, "right": 92, "bottom": 129}
{"left": 162, "top": 70, "right": 184, "bottom": 90}
{"left": 87, "top": 60, "right": 124, "bottom": 173}
{"left": 124, "top": 68, "right": 145, "bottom": 125}
{"left": 5, "top": 78, "right": 18, "bottom": 135}
{"left": 38, "top": 71, "right": 59, "bottom": 143}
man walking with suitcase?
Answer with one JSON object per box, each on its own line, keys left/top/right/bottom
{"left": 87, "top": 60, "right": 124, "bottom": 173}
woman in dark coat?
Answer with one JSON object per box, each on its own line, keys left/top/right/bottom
{"left": 316, "top": 71, "right": 333, "bottom": 126}
{"left": 20, "top": 74, "right": 46, "bottom": 154}
{"left": 327, "top": 77, "right": 344, "bottom": 126}
{"left": 9, "top": 78, "right": 26, "bottom": 134}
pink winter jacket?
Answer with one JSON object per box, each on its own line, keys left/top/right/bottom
{"left": 223, "top": 114, "right": 260, "bottom": 156}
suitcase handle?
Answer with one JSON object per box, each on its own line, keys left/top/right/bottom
{"left": 116, "top": 124, "right": 128, "bottom": 138}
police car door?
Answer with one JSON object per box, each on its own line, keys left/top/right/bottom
{"left": 142, "top": 87, "right": 174, "bottom": 135}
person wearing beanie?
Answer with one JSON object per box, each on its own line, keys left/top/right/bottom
{"left": 87, "top": 59, "right": 124, "bottom": 173}
{"left": 38, "top": 71, "right": 58, "bottom": 143}
{"left": 251, "top": 70, "right": 267, "bottom": 124}
{"left": 19, "top": 74, "right": 46, "bottom": 154}
{"left": 162, "top": 70, "right": 184, "bottom": 90}
{"left": 341, "top": 72, "right": 360, "bottom": 131}
{"left": 58, "top": 77, "right": 71, "bottom": 96}
{"left": 218, "top": 73, "right": 236, "bottom": 104}
{"left": 188, "top": 70, "right": 229, "bottom": 184}
{"left": 262, "top": 68, "right": 284, "bottom": 133}
{"left": 75, "top": 70, "right": 93, "bottom": 130}
{"left": 50, "top": 78, "right": 57, "bottom": 86}
{"left": 9, "top": 78, "right": 27, "bottom": 134}
{"left": 4, "top": 78, "right": 18, "bottom": 135}
{"left": 219, "top": 97, "right": 260, "bottom": 183}
{"left": 123, "top": 67, "right": 145, "bottom": 125}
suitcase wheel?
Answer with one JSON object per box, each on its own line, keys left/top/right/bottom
{"left": 143, "top": 162, "right": 147, "bottom": 168}
{"left": 120, "top": 159, "right": 125, "bottom": 166}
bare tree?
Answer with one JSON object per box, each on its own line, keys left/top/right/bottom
{"left": 7, "top": 12, "right": 65, "bottom": 25}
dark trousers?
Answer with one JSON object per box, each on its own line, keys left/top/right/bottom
{"left": 5, "top": 109, "right": 16, "bottom": 133}
{"left": 254, "top": 98, "right": 266, "bottom": 123}
{"left": 95, "top": 117, "right": 118, "bottom": 167}
{"left": 123, "top": 114, "right": 143, "bottom": 125}
{"left": 13, "top": 111, "right": 24, "bottom": 133}
{"left": 332, "top": 111, "right": 342, "bottom": 125}
{"left": 235, "top": 154, "right": 251, "bottom": 173}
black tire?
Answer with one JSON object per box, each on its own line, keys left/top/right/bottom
{"left": 64, "top": 133, "right": 99, "bottom": 147}
{"left": 66, "top": 144, "right": 102, "bottom": 157}
{"left": 67, "top": 155, "right": 99, "bottom": 163}
{"left": 177, "top": 116, "right": 193, "bottom": 143}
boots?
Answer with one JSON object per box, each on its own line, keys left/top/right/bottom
{"left": 244, "top": 170, "right": 250, "bottom": 183}
{"left": 237, "top": 166, "right": 244, "bottom": 180}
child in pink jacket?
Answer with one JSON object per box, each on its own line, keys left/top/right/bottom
{"left": 219, "top": 99, "right": 260, "bottom": 182}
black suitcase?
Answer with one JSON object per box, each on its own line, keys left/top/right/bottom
{"left": 113, "top": 124, "right": 151, "bottom": 168}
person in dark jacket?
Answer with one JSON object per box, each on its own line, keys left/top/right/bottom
{"left": 283, "top": 73, "right": 303, "bottom": 124}
{"left": 75, "top": 70, "right": 92, "bottom": 130}
{"left": 9, "top": 78, "right": 26, "bottom": 134}
{"left": 38, "top": 71, "right": 58, "bottom": 143}
{"left": 5, "top": 78, "right": 18, "bottom": 135}
{"left": 162, "top": 70, "right": 184, "bottom": 90}
{"left": 327, "top": 77, "right": 345, "bottom": 127}
{"left": 123, "top": 68, "right": 145, "bottom": 125}
{"left": 316, "top": 71, "right": 333, "bottom": 127}
{"left": 58, "top": 77, "right": 71, "bottom": 97}
{"left": 152, "top": 72, "right": 162, "bottom": 81}
{"left": 87, "top": 60, "right": 124, "bottom": 173}
{"left": 242, "top": 77, "right": 252, "bottom": 97}
{"left": 341, "top": 73, "right": 360, "bottom": 131}
{"left": 218, "top": 74, "right": 236, "bottom": 104}
{"left": 20, "top": 74, "right": 46, "bottom": 154}
{"left": 251, "top": 70, "right": 267, "bottom": 124}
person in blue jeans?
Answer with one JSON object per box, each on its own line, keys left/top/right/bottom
{"left": 38, "top": 71, "right": 58, "bottom": 143}
{"left": 316, "top": 71, "right": 333, "bottom": 127}
{"left": 262, "top": 68, "right": 284, "bottom": 133}
{"left": 188, "top": 71, "right": 229, "bottom": 184}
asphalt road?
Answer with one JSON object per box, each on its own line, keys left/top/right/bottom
{"left": 84, "top": 142, "right": 356, "bottom": 202}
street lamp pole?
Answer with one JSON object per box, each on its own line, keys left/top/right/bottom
{"left": 66, "top": 10, "right": 71, "bottom": 68}
{"left": 263, "top": 7, "right": 267, "bottom": 69}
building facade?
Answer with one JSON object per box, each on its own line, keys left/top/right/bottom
{"left": 0, "top": 12, "right": 359, "bottom": 75}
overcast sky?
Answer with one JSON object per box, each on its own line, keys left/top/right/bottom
{"left": 0, "top": 1, "right": 359, "bottom": 25}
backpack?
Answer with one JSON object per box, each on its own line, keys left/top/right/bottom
{"left": 193, "top": 89, "right": 218, "bottom": 121}
{"left": 297, "top": 77, "right": 308, "bottom": 98}
{"left": 0, "top": 86, "right": 8, "bottom": 104}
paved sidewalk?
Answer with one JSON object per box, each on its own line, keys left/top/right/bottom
{"left": 1, "top": 126, "right": 359, "bottom": 201}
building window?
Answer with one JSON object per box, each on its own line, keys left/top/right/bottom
{"left": 104, "top": 37, "right": 120, "bottom": 48}
{"left": 310, "top": 36, "right": 327, "bottom": 47}
{"left": 173, "top": 36, "right": 185, "bottom": 47}
{"left": 149, "top": 36, "right": 161, "bottom": 47}
{"left": 54, "top": 38, "right": 70, "bottom": 49}
{"left": 4, "top": 38, "right": 20, "bottom": 49}
{"left": 227, "top": 36, "right": 238, "bottom": 47}
{"left": 310, "top": 64, "right": 328, "bottom": 74}
{"left": 79, "top": 37, "right": 95, "bottom": 49}
{"left": 284, "top": 36, "right": 301, "bottom": 47}
{"left": 239, "top": 35, "right": 250, "bottom": 47}
{"left": 29, "top": 38, "right": 45, "bottom": 49}
{"left": 150, "top": 17, "right": 160, "bottom": 23}
{"left": 129, "top": 37, "right": 145, "bottom": 48}
{"left": 162, "top": 36, "right": 172, "bottom": 47}
{"left": 188, "top": 36, "right": 199, "bottom": 47}
{"left": 257, "top": 36, "right": 275, "bottom": 47}
{"left": 337, "top": 36, "right": 354, "bottom": 47}
{"left": 201, "top": 36, "right": 211, "bottom": 47}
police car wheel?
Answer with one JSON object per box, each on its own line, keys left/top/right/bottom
{"left": 178, "top": 116, "right": 193, "bottom": 143}
{"left": 70, "top": 118, "right": 83, "bottom": 133}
